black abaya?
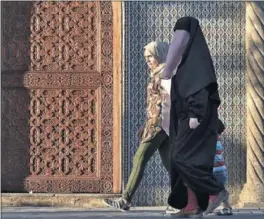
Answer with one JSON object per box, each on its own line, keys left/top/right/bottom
{"left": 168, "top": 17, "right": 224, "bottom": 211}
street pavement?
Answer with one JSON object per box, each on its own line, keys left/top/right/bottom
{"left": 2, "top": 206, "right": 264, "bottom": 219}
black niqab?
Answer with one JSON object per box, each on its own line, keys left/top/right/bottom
{"left": 171, "top": 17, "right": 220, "bottom": 104}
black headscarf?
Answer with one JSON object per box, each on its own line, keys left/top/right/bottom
{"left": 172, "top": 16, "right": 220, "bottom": 104}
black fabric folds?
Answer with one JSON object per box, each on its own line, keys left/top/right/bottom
{"left": 168, "top": 17, "right": 224, "bottom": 211}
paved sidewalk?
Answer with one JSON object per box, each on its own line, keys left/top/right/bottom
{"left": 2, "top": 207, "right": 264, "bottom": 219}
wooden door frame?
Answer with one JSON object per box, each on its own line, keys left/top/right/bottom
{"left": 112, "top": 1, "right": 122, "bottom": 193}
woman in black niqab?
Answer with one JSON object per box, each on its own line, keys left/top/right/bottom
{"left": 162, "top": 17, "right": 229, "bottom": 214}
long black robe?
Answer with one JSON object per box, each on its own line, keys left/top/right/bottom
{"left": 168, "top": 17, "right": 224, "bottom": 211}
{"left": 217, "top": 118, "right": 225, "bottom": 135}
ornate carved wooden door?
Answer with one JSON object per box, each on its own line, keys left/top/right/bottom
{"left": 24, "top": 1, "right": 116, "bottom": 193}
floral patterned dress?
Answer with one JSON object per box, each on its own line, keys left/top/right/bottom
{"left": 141, "top": 64, "right": 165, "bottom": 142}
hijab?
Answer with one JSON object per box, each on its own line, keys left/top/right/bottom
{"left": 144, "top": 41, "right": 169, "bottom": 64}
{"left": 144, "top": 41, "right": 169, "bottom": 79}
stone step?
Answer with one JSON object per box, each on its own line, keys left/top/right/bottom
{"left": 1, "top": 193, "right": 121, "bottom": 208}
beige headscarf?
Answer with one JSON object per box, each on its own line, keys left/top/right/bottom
{"left": 144, "top": 41, "right": 169, "bottom": 64}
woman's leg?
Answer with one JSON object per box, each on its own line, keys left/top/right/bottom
{"left": 157, "top": 130, "right": 171, "bottom": 173}
{"left": 158, "top": 131, "right": 199, "bottom": 213}
{"left": 184, "top": 188, "right": 199, "bottom": 211}
{"left": 122, "top": 131, "right": 168, "bottom": 202}
{"left": 205, "top": 170, "right": 231, "bottom": 214}
{"left": 103, "top": 131, "right": 168, "bottom": 211}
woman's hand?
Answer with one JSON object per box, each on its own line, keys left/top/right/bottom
{"left": 189, "top": 118, "right": 200, "bottom": 129}
{"left": 161, "top": 93, "right": 170, "bottom": 105}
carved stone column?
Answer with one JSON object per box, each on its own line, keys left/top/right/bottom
{"left": 239, "top": 1, "right": 264, "bottom": 207}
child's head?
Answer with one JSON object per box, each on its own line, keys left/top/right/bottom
{"left": 217, "top": 119, "right": 225, "bottom": 135}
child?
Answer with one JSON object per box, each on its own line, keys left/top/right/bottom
{"left": 205, "top": 119, "right": 233, "bottom": 216}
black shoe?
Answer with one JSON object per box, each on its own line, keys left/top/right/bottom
{"left": 216, "top": 207, "right": 233, "bottom": 216}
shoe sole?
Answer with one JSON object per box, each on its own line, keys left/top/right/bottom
{"left": 172, "top": 214, "right": 203, "bottom": 218}
{"left": 171, "top": 211, "right": 203, "bottom": 218}
{"left": 165, "top": 209, "right": 181, "bottom": 215}
{"left": 216, "top": 212, "right": 233, "bottom": 216}
{"left": 165, "top": 211, "right": 181, "bottom": 215}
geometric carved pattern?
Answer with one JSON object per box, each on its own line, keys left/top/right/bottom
{"left": 25, "top": 1, "right": 114, "bottom": 193}
{"left": 30, "top": 1, "right": 97, "bottom": 71}
{"left": 29, "top": 89, "right": 98, "bottom": 177}
{"left": 23, "top": 72, "right": 101, "bottom": 89}
{"left": 123, "top": 1, "right": 245, "bottom": 206}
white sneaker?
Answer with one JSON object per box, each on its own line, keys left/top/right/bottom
{"left": 103, "top": 197, "right": 131, "bottom": 212}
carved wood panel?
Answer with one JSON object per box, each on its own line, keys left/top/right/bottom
{"left": 30, "top": 1, "right": 97, "bottom": 71}
{"left": 25, "top": 1, "right": 114, "bottom": 193}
